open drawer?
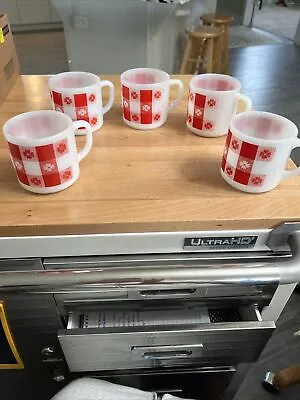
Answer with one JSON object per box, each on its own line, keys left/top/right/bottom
{"left": 58, "top": 305, "right": 275, "bottom": 372}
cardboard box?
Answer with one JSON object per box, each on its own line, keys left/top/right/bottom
{"left": 0, "top": 14, "right": 20, "bottom": 105}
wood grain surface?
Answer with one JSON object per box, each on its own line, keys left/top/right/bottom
{"left": 0, "top": 75, "right": 299, "bottom": 236}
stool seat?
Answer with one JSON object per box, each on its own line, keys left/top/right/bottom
{"left": 201, "top": 13, "right": 234, "bottom": 25}
{"left": 191, "top": 26, "right": 223, "bottom": 39}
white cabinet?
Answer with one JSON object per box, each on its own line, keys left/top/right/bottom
{"left": 0, "top": 0, "right": 61, "bottom": 26}
{"left": 53, "top": 0, "right": 195, "bottom": 74}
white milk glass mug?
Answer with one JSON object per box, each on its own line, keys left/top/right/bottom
{"left": 3, "top": 110, "right": 93, "bottom": 194}
{"left": 187, "top": 73, "right": 252, "bottom": 137}
{"left": 49, "top": 71, "right": 115, "bottom": 132}
{"left": 221, "top": 111, "right": 299, "bottom": 193}
{"left": 121, "top": 68, "right": 184, "bottom": 130}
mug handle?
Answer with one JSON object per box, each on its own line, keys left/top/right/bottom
{"left": 72, "top": 121, "right": 93, "bottom": 162}
{"left": 283, "top": 137, "right": 300, "bottom": 179}
{"left": 236, "top": 93, "right": 252, "bottom": 113}
{"left": 100, "top": 80, "right": 115, "bottom": 114}
{"left": 168, "top": 79, "right": 184, "bottom": 112}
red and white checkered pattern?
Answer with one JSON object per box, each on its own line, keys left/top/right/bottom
{"left": 187, "top": 91, "right": 217, "bottom": 132}
{"left": 122, "top": 85, "right": 166, "bottom": 126}
{"left": 221, "top": 130, "right": 276, "bottom": 187}
{"left": 8, "top": 139, "right": 74, "bottom": 188}
{"left": 51, "top": 91, "right": 100, "bottom": 129}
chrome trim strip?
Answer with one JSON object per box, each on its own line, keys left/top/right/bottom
{"left": 0, "top": 229, "right": 272, "bottom": 259}
{"left": 0, "top": 263, "right": 281, "bottom": 291}
{"left": 0, "top": 233, "right": 300, "bottom": 291}
{"left": 43, "top": 251, "right": 291, "bottom": 269}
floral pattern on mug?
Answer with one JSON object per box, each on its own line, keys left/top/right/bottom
{"left": 207, "top": 98, "right": 216, "bottom": 108}
{"left": 154, "top": 90, "right": 162, "bottom": 100}
{"left": 225, "top": 165, "right": 234, "bottom": 177}
{"left": 257, "top": 147, "right": 276, "bottom": 161}
{"left": 230, "top": 136, "right": 242, "bottom": 153}
{"left": 64, "top": 96, "right": 73, "bottom": 105}
{"left": 132, "top": 114, "right": 140, "bottom": 122}
{"left": 55, "top": 140, "right": 68, "bottom": 157}
{"left": 60, "top": 167, "right": 73, "bottom": 182}
{"left": 238, "top": 157, "right": 253, "bottom": 172}
{"left": 14, "top": 159, "right": 24, "bottom": 171}
{"left": 90, "top": 117, "right": 98, "bottom": 126}
{"left": 194, "top": 108, "right": 203, "bottom": 118}
{"left": 250, "top": 175, "right": 265, "bottom": 186}
{"left": 78, "top": 108, "right": 88, "bottom": 117}
{"left": 42, "top": 162, "right": 56, "bottom": 173}
{"left": 203, "top": 121, "right": 214, "bottom": 131}
{"left": 22, "top": 149, "right": 35, "bottom": 160}
{"left": 142, "top": 104, "right": 151, "bottom": 112}
{"left": 131, "top": 91, "right": 138, "bottom": 100}
{"left": 30, "top": 177, "right": 42, "bottom": 186}
{"left": 88, "top": 93, "right": 96, "bottom": 103}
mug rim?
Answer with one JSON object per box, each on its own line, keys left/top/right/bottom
{"left": 190, "top": 73, "right": 241, "bottom": 93}
{"left": 230, "top": 111, "right": 298, "bottom": 145}
{"left": 48, "top": 71, "right": 100, "bottom": 93}
{"left": 121, "top": 68, "right": 170, "bottom": 87}
{"left": 3, "top": 110, "right": 73, "bottom": 146}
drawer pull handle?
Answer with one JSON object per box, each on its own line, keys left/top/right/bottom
{"left": 143, "top": 350, "right": 192, "bottom": 360}
{"left": 132, "top": 343, "right": 204, "bottom": 361}
{"left": 139, "top": 289, "right": 197, "bottom": 298}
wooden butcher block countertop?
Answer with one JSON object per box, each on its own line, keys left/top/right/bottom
{"left": 0, "top": 75, "right": 299, "bottom": 237}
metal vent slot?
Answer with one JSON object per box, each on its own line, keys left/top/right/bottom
{"left": 82, "top": 314, "right": 89, "bottom": 328}
{"left": 208, "top": 308, "right": 242, "bottom": 323}
{"left": 73, "top": 308, "right": 210, "bottom": 329}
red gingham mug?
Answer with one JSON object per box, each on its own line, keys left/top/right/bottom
{"left": 121, "top": 68, "right": 184, "bottom": 130}
{"left": 221, "top": 111, "right": 299, "bottom": 193}
{"left": 187, "top": 74, "right": 252, "bottom": 137}
{"left": 3, "top": 110, "right": 93, "bottom": 194}
{"left": 48, "top": 71, "right": 115, "bottom": 132}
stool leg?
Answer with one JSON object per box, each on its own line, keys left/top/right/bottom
{"left": 214, "top": 35, "right": 222, "bottom": 73}
{"left": 206, "top": 38, "right": 214, "bottom": 73}
{"left": 223, "top": 25, "right": 229, "bottom": 74}
{"left": 197, "top": 38, "right": 206, "bottom": 73}
{"left": 180, "top": 37, "right": 193, "bottom": 74}
{"left": 218, "top": 28, "right": 225, "bottom": 73}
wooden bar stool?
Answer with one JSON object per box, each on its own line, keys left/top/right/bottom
{"left": 180, "top": 26, "right": 223, "bottom": 74}
{"left": 200, "top": 14, "right": 234, "bottom": 74}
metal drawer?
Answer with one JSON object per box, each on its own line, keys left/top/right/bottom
{"left": 53, "top": 283, "right": 277, "bottom": 315}
{"left": 58, "top": 306, "right": 275, "bottom": 372}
